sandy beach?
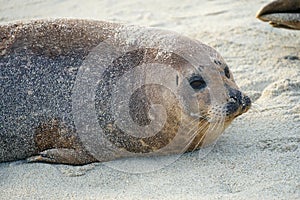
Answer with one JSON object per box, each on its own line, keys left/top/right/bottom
{"left": 0, "top": 0, "right": 299, "bottom": 199}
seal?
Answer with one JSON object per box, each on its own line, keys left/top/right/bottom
{"left": 0, "top": 19, "right": 251, "bottom": 165}
{"left": 256, "top": 0, "right": 300, "bottom": 30}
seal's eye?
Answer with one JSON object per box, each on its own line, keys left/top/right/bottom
{"left": 189, "top": 76, "right": 207, "bottom": 91}
{"left": 224, "top": 66, "right": 230, "bottom": 79}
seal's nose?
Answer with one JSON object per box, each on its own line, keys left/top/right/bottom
{"left": 228, "top": 88, "right": 242, "bottom": 105}
{"left": 241, "top": 95, "right": 251, "bottom": 112}
{"left": 226, "top": 88, "right": 251, "bottom": 116}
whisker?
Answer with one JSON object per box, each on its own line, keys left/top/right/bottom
{"left": 190, "top": 111, "right": 223, "bottom": 151}
{"left": 180, "top": 119, "right": 210, "bottom": 152}
{"left": 194, "top": 115, "right": 225, "bottom": 151}
{"left": 184, "top": 119, "right": 208, "bottom": 139}
{"left": 206, "top": 115, "right": 224, "bottom": 132}
{"left": 189, "top": 112, "right": 210, "bottom": 121}
{"left": 196, "top": 120, "right": 219, "bottom": 149}
{"left": 190, "top": 129, "right": 210, "bottom": 152}
{"left": 213, "top": 119, "right": 225, "bottom": 136}
{"left": 191, "top": 128, "right": 208, "bottom": 152}
{"left": 188, "top": 120, "right": 209, "bottom": 139}
{"left": 179, "top": 117, "right": 206, "bottom": 139}
{"left": 179, "top": 124, "right": 202, "bottom": 152}
{"left": 190, "top": 121, "right": 211, "bottom": 152}
{"left": 181, "top": 116, "right": 205, "bottom": 130}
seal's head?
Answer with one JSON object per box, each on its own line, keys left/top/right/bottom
{"left": 75, "top": 24, "right": 252, "bottom": 158}
{"left": 94, "top": 43, "right": 251, "bottom": 155}
{"left": 178, "top": 51, "right": 252, "bottom": 149}
{"left": 129, "top": 41, "right": 253, "bottom": 151}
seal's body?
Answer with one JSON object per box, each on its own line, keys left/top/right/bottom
{"left": 256, "top": 0, "right": 300, "bottom": 30}
{"left": 0, "top": 19, "right": 251, "bottom": 165}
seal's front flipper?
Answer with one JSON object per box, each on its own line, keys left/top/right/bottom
{"left": 27, "top": 148, "right": 97, "bottom": 165}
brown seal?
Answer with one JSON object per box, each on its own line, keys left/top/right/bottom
{"left": 0, "top": 19, "right": 251, "bottom": 165}
{"left": 256, "top": 0, "right": 300, "bottom": 30}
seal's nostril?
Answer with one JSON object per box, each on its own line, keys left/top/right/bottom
{"left": 228, "top": 88, "right": 242, "bottom": 104}
{"left": 242, "top": 95, "right": 251, "bottom": 110}
{"left": 229, "top": 97, "right": 237, "bottom": 103}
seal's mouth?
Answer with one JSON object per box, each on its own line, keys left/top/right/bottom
{"left": 187, "top": 89, "right": 251, "bottom": 149}
{"left": 191, "top": 90, "right": 251, "bottom": 124}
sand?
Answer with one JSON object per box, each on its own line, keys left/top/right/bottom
{"left": 0, "top": 0, "right": 299, "bottom": 199}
